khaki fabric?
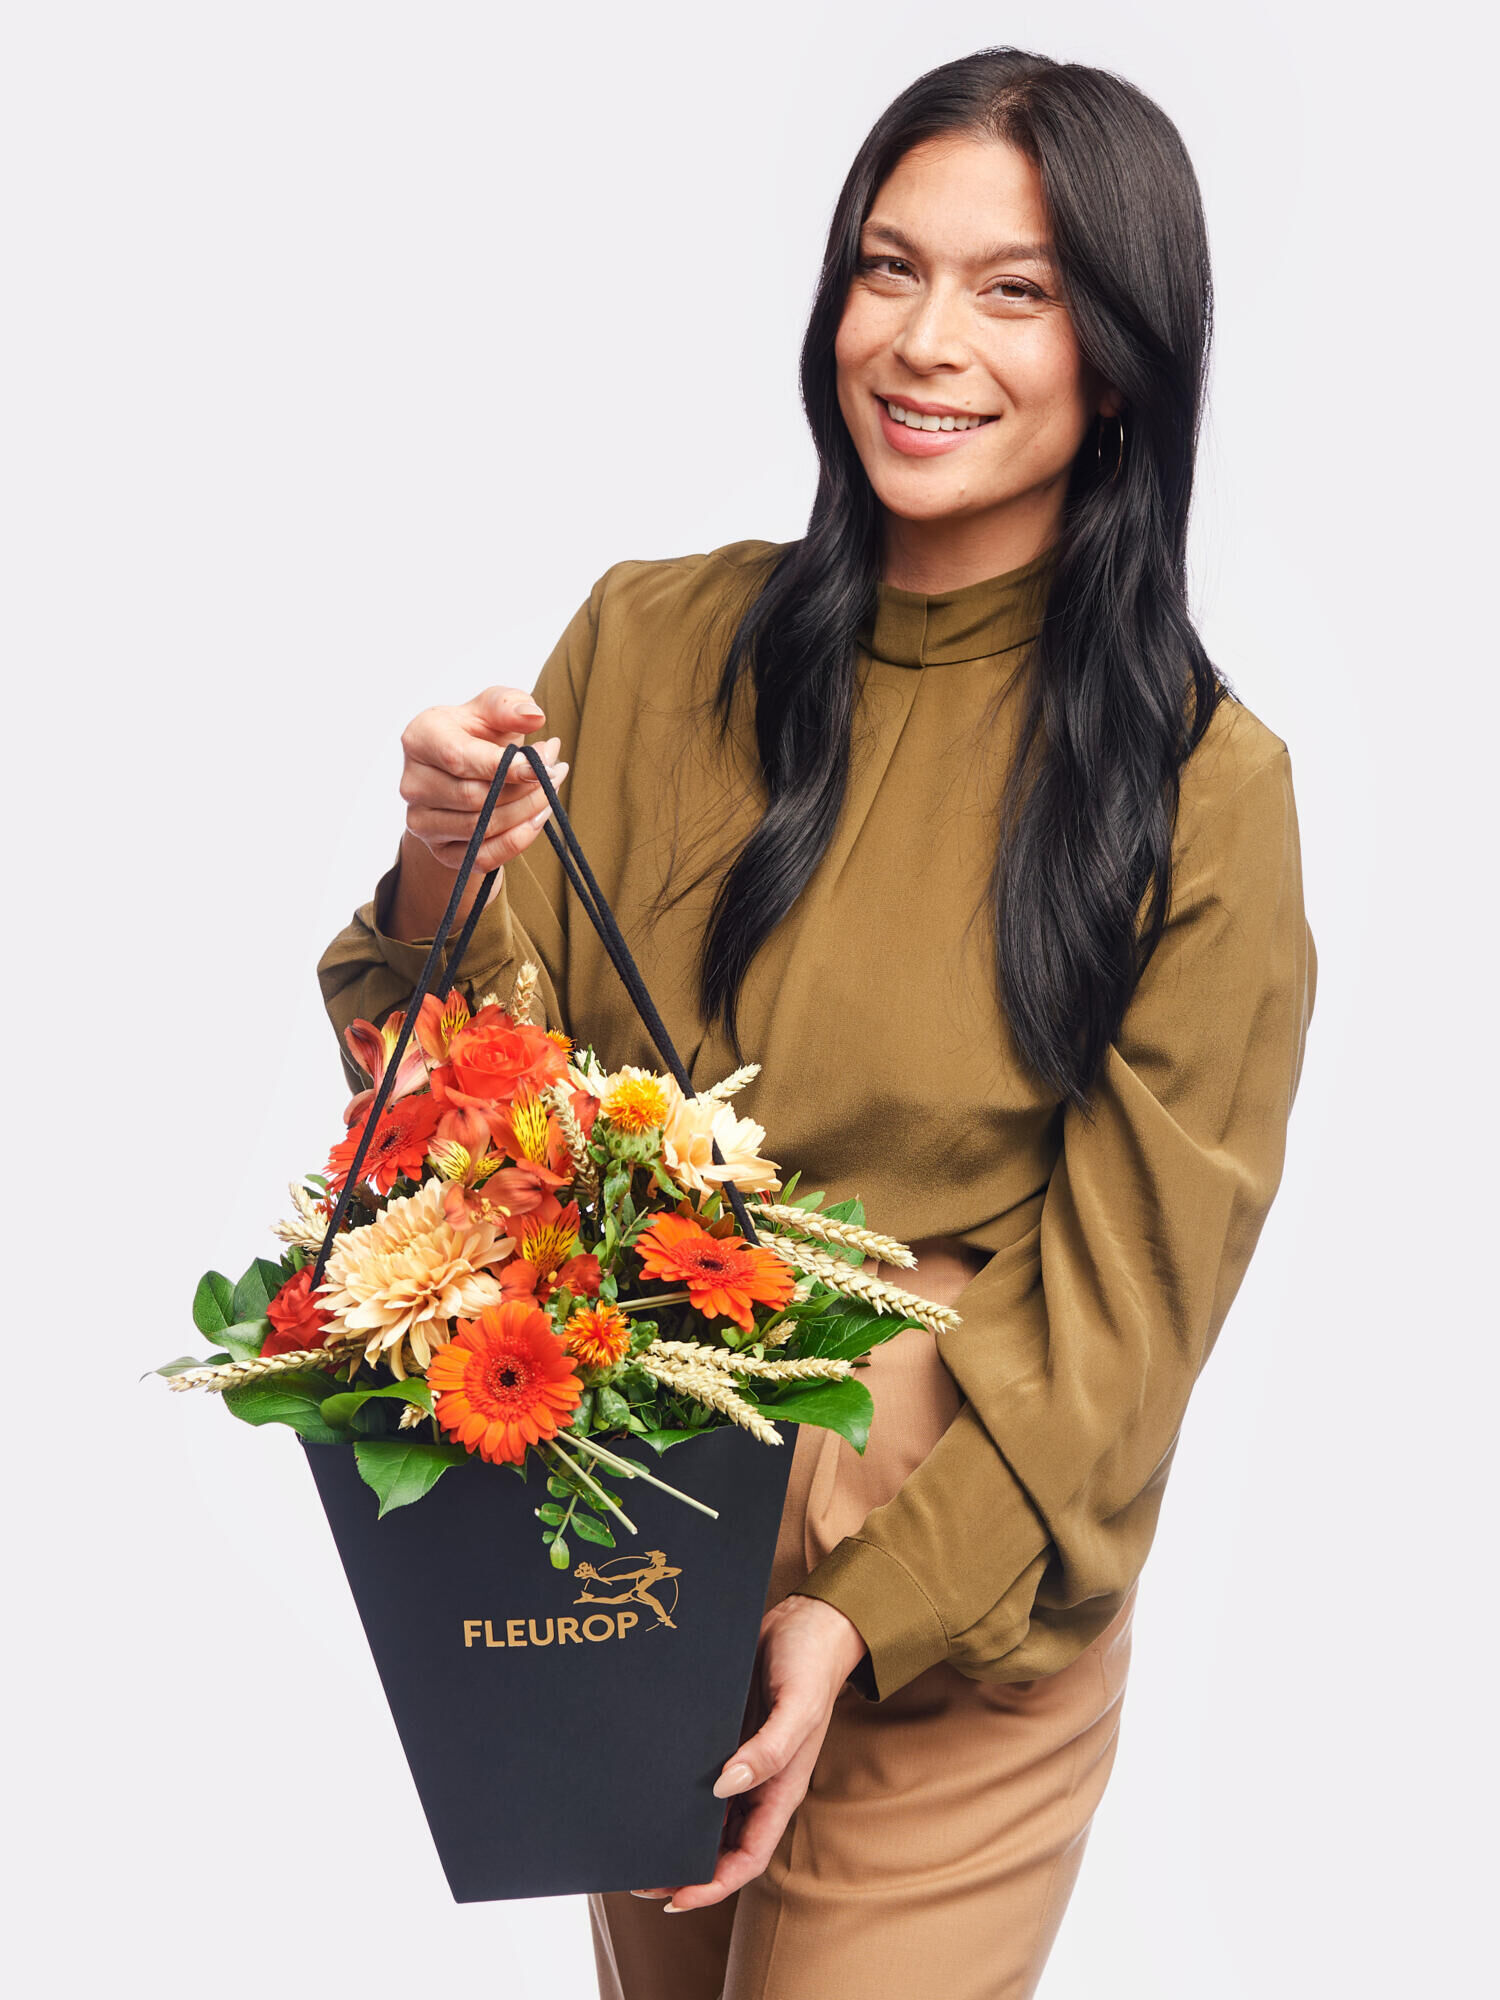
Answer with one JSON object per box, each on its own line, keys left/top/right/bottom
{"left": 588, "top": 1247, "right": 1136, "bottom": 2000}
{"left": 315, "top": 539, "right": 1317, "bottom": 1701}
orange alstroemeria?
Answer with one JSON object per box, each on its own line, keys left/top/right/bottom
{"left": 341, "top": 1008, "right": 431, "bottom": 1127}
{"left": 500, "top": 1196, "right": 600, "bottom": 1303}
{"left": 414, "top": 988, "right": 471, "bottom": 1066}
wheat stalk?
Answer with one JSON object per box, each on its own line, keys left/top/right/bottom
{"left": 750, "top": 1200, "right": 917, "bottom": 1269}
{"left": 641, "top": 1338, "right": 852, "bottom": 1383}
{"left": 166, "top": 1340, "right": 362, "bottom": 1394}
{"left": 703, "top": 1061, "right": 761, "bottom": 1102}
{"left": 760, "top": 1237, "right": 960, "bottom": 1333}
{"left": 509, "top": 958, "right": 541, "bottom": 1026}
{"left": 635, "top": 1352, "right": 782, "bottom": 1445}
{"left": 547, "top": 1081, "right": 600, "bottom": 1200}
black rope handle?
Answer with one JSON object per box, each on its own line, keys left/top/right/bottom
{"left": 311, "top": 741, "right": 762, "bottom": 1287}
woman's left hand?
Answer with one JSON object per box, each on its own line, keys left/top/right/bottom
{"left": 631, "top": 1594, "right": 869, "bottom": 1912}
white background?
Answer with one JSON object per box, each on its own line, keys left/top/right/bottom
{"left": 5, "top": 4, "right": 1493, "bottom": 1994}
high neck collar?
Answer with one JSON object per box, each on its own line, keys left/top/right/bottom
{"left": 859, "top": 544, "right": 1057, "bottom": 668}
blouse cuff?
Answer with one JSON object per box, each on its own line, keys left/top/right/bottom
{"left": 364, "top": 845, "right": 520, "bottom": 998}
{"left": 790, "top": 1539, "right": 950, "bottom": 1702}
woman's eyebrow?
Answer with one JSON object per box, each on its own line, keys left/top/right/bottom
{"left": 863, "top": 220, "right": 1055, "bottom": 269}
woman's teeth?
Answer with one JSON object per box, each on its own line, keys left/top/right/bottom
{"left": 883, "top": 400, "right": 996, "bottom": 432}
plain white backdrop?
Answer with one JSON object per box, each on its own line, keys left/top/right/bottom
{"left": 5, "top": 3, "right": 1493, "bottom": 1994}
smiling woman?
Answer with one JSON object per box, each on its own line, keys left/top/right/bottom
{"left": 315, "top": 40, "right": 1315, "bottom": 2000}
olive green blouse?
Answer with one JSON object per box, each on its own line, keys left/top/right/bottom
{"left": 316, "top": 539, "right": 1317, "bottom": 1701}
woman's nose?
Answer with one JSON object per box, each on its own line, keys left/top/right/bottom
{"left": 890, "top": 280, "right": 970, "bottom": 373}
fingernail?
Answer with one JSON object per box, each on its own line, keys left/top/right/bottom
{"left": 662, "top": 1902, "right": 686, "bottom": 1915}
{"left": 630, "top": 1889, "right": 671, "bottom": 1900}
{"left": 519, "top": 702, "right": 544, "bottom": 720}
{"left": 712, "top": 1762, "right": 753, "bottom": 1798}
{"left": 530, "top": 805, "right": 552, "bottom": 826}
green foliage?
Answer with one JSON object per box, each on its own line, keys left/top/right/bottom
{"left": 789, "top": 1304, "right": 927, "bottom": 1362}
{"left": 232, "top": 1257, "right": 289, "bottom": 1326}
{"left": 214, "top": 1320, "right": 270, "bottom": 1363}
{"left": 534, "top": 1502, "right": 568, "bottom": 1527}
{"left": 755, "top": 1377, "right": 875, "bottom": 1454}
{"left": 593, "top": 1385, "right": 631, "bottom": 1432}
{"left": 222, "top": 1373, "right": 347, "bottom": 1445}
{"left": 150, "top": 1353, "right": 229, "bottom": 1379}
{"left": 192, "top": 1271, "right": 237, "bottom": 1338}
{"left": 319, "top": 1379, "right": 433, "bottom": 1431}
{"left": 632, "top": 1427, "right": 700, "bottom": 1455}
{"left": 573, "top": 1514, "right": 615, "bottom": 1548}
{"left": 548, "top": 1537, "right": 571, "bottom": 1569}
{"left": 352, "top": 1438, "right": 470, "bottom": 1517}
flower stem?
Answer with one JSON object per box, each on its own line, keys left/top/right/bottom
{"left": 553, "top": 1428, "right": 721, "bottom": 1522}
{"left": 543, "top": 1441, "right": 638, "bottom": 1536}
{"left": 616, "top": 1288, "right": 694, "bottom": 1312}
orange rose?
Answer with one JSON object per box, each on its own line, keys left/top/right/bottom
{"left": 433, "top": 1007, "right": 568, "bottom": 1110}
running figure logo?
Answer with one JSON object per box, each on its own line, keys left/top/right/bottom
{"left": 573, "top": 1550, "right": 682, "bottom": 1631}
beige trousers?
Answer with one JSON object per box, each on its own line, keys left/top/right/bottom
{"left": 589, "top": 1246, "right": 1135, "bottom": 2000}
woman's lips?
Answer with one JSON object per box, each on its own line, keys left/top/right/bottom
{"left": 875, "top": 396, "right": 998, "bottom": 457}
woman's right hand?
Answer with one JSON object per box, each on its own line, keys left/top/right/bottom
{"left": 399, "top": 684, "right": 569, "bottom": 875}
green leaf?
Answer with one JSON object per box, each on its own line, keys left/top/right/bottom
{"left": 633, "top": 1427, "right": 700, "bottom": 1455}
{"left": 549, "top": 1537, "right": 571, "bottom": 1570}
{"left": 573, "top": 1514, "right": 616, "bottom": 1548}
{"left": 820, "top": 1196, "right": 867, "bottom": 1228}
{"left": 569, "top": 1389, "right": 597, "bottom": 1434}
{"left": 319, "top": 1379, "right": 433, "bottom": 1430}
{"left": 546, "top": 1474, "right": 574, "bottom": 1501}
{"left": 535, "top": 1502, "right": 568, "bottom": 1527}
{"left": 352, "top": 1438, "right": 470, "bottom": 1517}
{"left": 755, "top": 1377, "right": 875, "bottom": 1453}
{"left": 192, "top": 1271, "right": 237, "bottom": 1337}
{"left": 148, "top": 1353, "right": 230, "bottom": 1380}
{"left": 232, "top": 1257, "right": 289, "bottom": 1326}
{"left": 788, "top": 1306, "right": 927, "bottom": 1363}
{"left": 222, "top": 1372, "right": 347, "bottom": 1444}
{"left": 215, "top": 1319, "right": 269, "bottom": 1363}
{"left": 594, "top": 1386, "right": 631, "bottom": 1431}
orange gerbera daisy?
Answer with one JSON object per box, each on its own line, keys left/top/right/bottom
{"left": 327, "top": 1092, "right": 441, "bottom": 1196}
{"left": 633, "top": 1211, "right": 796, "bottom": 1332}
{"left": 562, "top": 1301, "right": 632, "bottom": 1370}
{"left": 428, "top": 1300, "right": 583, "bottom": 1465}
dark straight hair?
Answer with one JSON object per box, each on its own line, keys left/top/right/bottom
{"left": 687, "top": 46, "right": 1226, "bottom": 1112}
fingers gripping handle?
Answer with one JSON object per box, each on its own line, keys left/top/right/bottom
{"left": 311, "top": 743, "right": 760, "bottom": 1287}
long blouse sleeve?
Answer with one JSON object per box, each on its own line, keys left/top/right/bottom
{"left": 792, "top": 741, "right": 1317, "bottom": 1698}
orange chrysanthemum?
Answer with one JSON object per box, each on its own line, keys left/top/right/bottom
{"left": 602, "top": 1069, "right": 671, "bottom": 1134}
{"left": 428, "top": 1300, "right": 583, "bottom": 1465}
{"left": 327, "top": 1092, "right": 441, "bottom": 1196}
{"left": 633, "top": 1211, "right": 796, "bottom": 1332}
{"left": 562, "top": 1301, "right": 632, "bottom": 1370}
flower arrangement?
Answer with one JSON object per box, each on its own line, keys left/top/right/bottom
{"left": 157, "top": 961, "right": 958, "bottom": 1570}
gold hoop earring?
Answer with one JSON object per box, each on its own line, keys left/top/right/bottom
{"left": 1096, "top": 414, "right": 1125, "bottom": 481}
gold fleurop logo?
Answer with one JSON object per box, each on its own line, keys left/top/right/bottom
{"left": 462, "top": 1548, "right": 682, "bottom": 1650}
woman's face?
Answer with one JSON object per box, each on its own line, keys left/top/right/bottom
{"left": 835, "top": 133, "right": 1120, "bottom": 586}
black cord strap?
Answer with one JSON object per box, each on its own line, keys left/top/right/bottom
{"left": 312, "top": 742, "right": 761, "bottom": 1287}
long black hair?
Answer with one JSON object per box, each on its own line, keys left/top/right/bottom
{"left": 684, "top": 47, "right": 1226, "bottom": 1112}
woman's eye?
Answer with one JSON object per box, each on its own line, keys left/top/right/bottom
{"left": 988, "top": 278, "right": 1042, "bottom": 303}
{"left": 859, "top": 255, "right": 912, "bottom": 278}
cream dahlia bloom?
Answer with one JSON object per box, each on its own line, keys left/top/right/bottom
{"left": 659, "top": 1076, "right": 782, "bottom": 1196}
{"left": 316, "top": 1178, "right": 513, "bottom": 1379}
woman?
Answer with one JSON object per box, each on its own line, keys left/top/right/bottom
{"left": 317, "top": 45, "right": 1316, "bottom": 2000}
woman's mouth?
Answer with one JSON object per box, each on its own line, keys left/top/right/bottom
{"left": 876, "top": 395, "right": 999, "bottom": 457}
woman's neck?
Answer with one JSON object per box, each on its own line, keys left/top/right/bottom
{"left": 880, "top": 489, "right": 1064, "bottom": 593}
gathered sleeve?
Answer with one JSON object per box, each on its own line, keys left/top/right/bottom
{"left": 313, "top": 584, "right": 608, "bottom": 1090}
{"left": 793, "top": 741, "right": 1318, "bottom": 1699}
